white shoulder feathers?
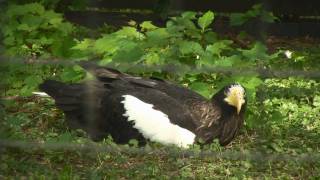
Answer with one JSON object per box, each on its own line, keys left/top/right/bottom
{"left": 121, "top": 95, "right": 195, "bottom": 148}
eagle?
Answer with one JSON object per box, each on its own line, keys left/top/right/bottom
{"left": 39, "top": 63, "right": 247, "bottom": 148}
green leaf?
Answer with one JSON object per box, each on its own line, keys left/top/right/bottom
{"left": 21, "top": 15, "right": 43, "bottom": 29}
{"left": 175, "top": 18, "right": 197, "bottom": 30}
{"left": 17, "top": 24, "right": 32, "bottom": 31}
{"left": 236, "top": 76, "right": 263, "bottom": 100}
{"left": 185, "top": 29, "right": 202, "bottom": 39}
{"left": 244, "top": 76, "right": 263, "bottom": 90}
{"left": 115, "top": 27, "right": 145, "bottom": 40}
{"left": 240, "top": 42, "right": 269, "bottom": 61}
{"left": 43, "top": 10, "right": 63, "bottom": 25}
{"left": 182, "top": 11, "right": 197, "bottom": 20}
{"left": 198, "top": 11, "right": 214, "bottom": 32}
{"left": 204, "top": 31, "right": 217, "bottom": 43}
{"left": 20, "top": 75, "right": 42, "bottom": 96}
{"left": 57, "top": 22, "right": 74, "bottom": 36}
{"left": 313, "top": 95, "right": 320, "bottom": 107}
{"left": 229, "top": 13, "right": 247, "bottom": 26}
{"left": 142, "top": 52, "right": 162, "bottom": 65}
{"left": 189, "top": 82, "right": 212, "bottom": 99}
{"left": 197, "top": 53, "right": 215, "bottom": 67}
{"left": 3, "top": 37, "right": 15, "bottom": 46}
{"left": 6, "top": 3, "right": 45, "bottom": 17}
{"left": 72, "top": 39, "right": 94, "bottom": 51}
{"left": 51, "top": 37, "right": 76, "bottom": 58}
{"left": 140, "top": 21, "right": 158, "bottom": 31}
{"left": 145, "top": 28, "right": 170, "bottom": 46}
{"left": 178, "top": 41, "right": 204, "bottom": 55}
{"left": 214, "top": 55, "right": 240, "bottom": 67}
{"left": 94, "top": 35, "right": 121, "bottom": 54}
{"left": 57, "top": 132, "right": 73, "bottom": 142}
{"left": 60, "top": 66, "right": 85, "bottom": 82}
{"left": 206, "top": 40, "right": 232, "bottom": 56}
{"left": 112, "top": 42, "right": 143, "bottom": 63}
{"left": 24, "top": 75, "right": 42, "bottom": 88}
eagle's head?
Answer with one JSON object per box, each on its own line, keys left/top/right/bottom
{"left": 223, "top": 83, "right": 246, "bottom": 114}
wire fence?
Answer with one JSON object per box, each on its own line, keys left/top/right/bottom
{"left": 1, "top": 139, "right": 320, "bottom": 163}
{"left": 1, "top": 56, "right": 320, "bottom": 79}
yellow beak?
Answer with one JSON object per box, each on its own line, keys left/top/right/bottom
{"left": 236, "top": 100, "right": 242, "bottom": 114}
{"left": 224, "top": 94, "right": 244, "bottom": 115}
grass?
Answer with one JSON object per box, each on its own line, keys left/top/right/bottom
{"left": 1, "top": 35, "right": 320, "bottom": 179}
{"left": 1, "top": 75, "right": 320, "bottom": 179}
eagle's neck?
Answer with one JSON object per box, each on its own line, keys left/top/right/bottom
{"left": 186, "top": 99, "right": 224, "bottom": 144}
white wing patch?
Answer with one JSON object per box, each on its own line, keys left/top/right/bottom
{"left": 121, "top": 95, "right": 195, "bottom": 148}
{"left": 32, "top": 92, "right": 49, "bottom": 97}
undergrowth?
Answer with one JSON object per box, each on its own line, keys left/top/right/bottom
{"left": 1, "top": 2, "right": 320, "bottom": 179}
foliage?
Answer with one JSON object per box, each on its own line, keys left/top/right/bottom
{"left": 1, "top": 3, "right": 75, "bottom": 57}
{"left": 0, "top": 5, "right": 279, "bottom": 99}
{"left": 230, "top": 4, "right": 278, "bottom": 26}
{"left": 2, "top": 0, "right": 88, "bottom": 11}
{"left": 1, "top": 2, "right": 320, "bottom": 178}
{"left": 0, "top": 3, "right": 85, "bottom": 96}
{"left": 71, "top": 11, "right": 275, "bottom": 101}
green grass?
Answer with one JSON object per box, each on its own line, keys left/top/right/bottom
{"left": 1, "top": 76, "right": 320, "bottom": 179}
{"left": 1, "top": 3, "right": 320, "bottom": 179}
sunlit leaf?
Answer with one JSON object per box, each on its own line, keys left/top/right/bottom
{"left": 198, "top": 11, "right": 214, "bottom": 32}
{"left": 140, "top": 21, "right": 158, "bottom": 31}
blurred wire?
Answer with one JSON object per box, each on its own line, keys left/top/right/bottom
{"left": 1, "top": 56, "right": 320, "bottom": 78}
{"left": 1, "top": 139, "right": 319, "bottom": 163}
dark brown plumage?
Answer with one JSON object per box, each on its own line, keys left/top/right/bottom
{"left": 39, "top": 63, "right": 247, "bottom": 147}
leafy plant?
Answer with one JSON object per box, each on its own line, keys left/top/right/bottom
{"left": 72, "top": 11, "right": 270, "bottom": 102}
{"left": 230, "top": 4, "right": 278, "bottom": 26}
{"left": 1, "top": 3, "right": 76, "bottom": 58}
{"left": 0, "top": 3, "right": 86, "bottom": 96}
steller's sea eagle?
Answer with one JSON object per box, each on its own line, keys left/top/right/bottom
{"left": 39, "top": 63, "right": 246, "bottom": 148}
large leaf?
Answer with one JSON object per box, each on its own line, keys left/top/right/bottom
{"left": 178, "top": 41, "right": 204, "bottom": 55}
{"left": 94, "top": 35, "right": 121, "bottom": 54}
{"left": 112, "top": 42, "right": 144, "bottom": 64}
{"left": 145, "top": 28, "right": 170, "bottom": 47}
{"left": 240, "top": 42, "right": 269, "bottom": 61}
{"left": 198, "top": 11, "right": 214, "bottom": 32}
{"left": 206, "top": 40, "right": 232, "bottom": 56}
{"left": 174, "top": 17, "right": 197, "bottom": 30}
